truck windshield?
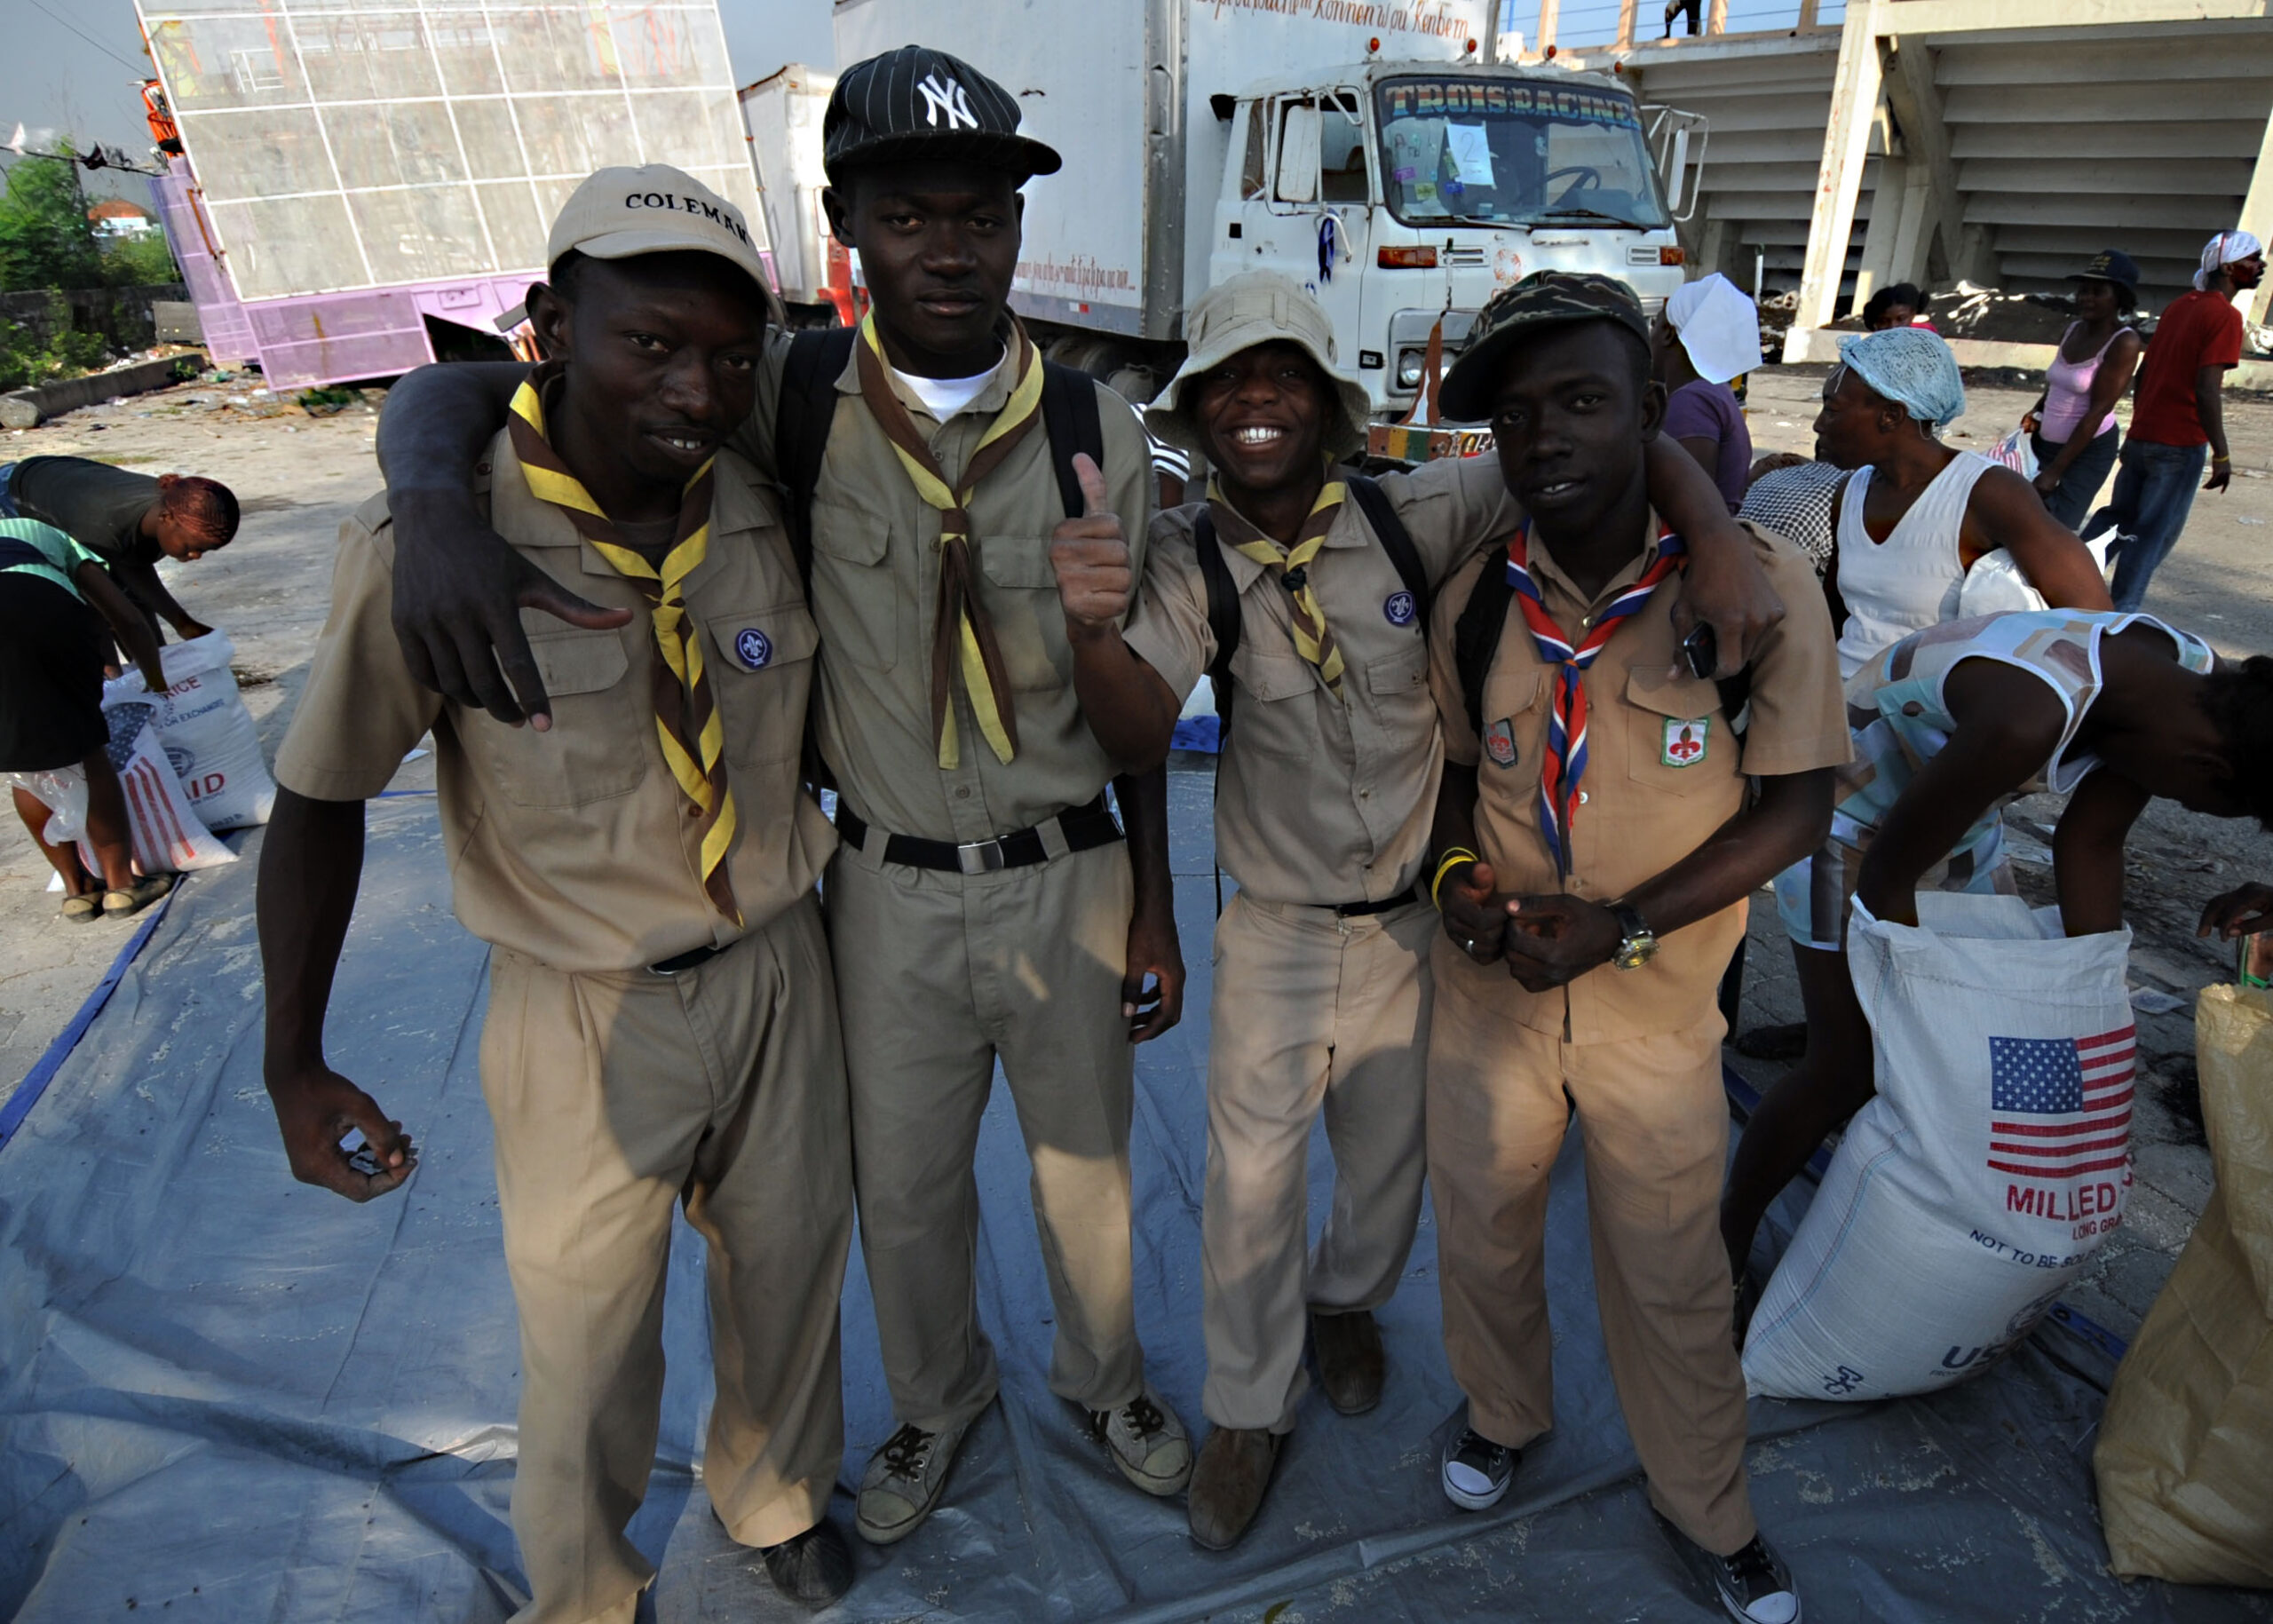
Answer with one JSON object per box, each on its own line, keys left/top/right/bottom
{"left": 1374, "top": 76, "right": 1669, "bottom": 230}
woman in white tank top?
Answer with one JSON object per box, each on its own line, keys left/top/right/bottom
{"left": 1809, "top": 335, "right": 2111, "bottom": 680}
{"left": 1829, "top": 451, "right": 1996, "bottom": 678}
{"left": 1733, "top": 332, "right": 2117, "bottom": 1073}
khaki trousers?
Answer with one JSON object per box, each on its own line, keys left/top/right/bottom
{"left": 1200, "top": 891, "right": 1433, "bottom": 1431}
{"left": 828, "top": 837, "right": 1143, "bottom": 1432}
{"left": 1425, "top": 935, "right": 1755, "bottom": 1556}
{"left": 479, "top": 895, "right": 852, "bottom": 1624}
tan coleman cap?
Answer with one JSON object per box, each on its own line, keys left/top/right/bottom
{"left": 1146, "top": 272, "right": 1373, "bottom": 458}
{"left": 545, "top": 165, "right": 778, "bottom": 309}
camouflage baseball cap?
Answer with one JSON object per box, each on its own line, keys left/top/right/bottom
{"left": 1437, "top": 270, "right": 1651, "bottom": 422}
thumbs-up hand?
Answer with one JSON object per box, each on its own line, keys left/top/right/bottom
{"left": 1442, "top": 858, "right": 1511, "bottom": 965}
{"left": 1050, "top": 452, "right": 1133, "bottom": 634}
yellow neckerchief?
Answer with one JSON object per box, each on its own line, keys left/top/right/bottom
{"left": 854, "top": 311, "right": 1046, "bottom": 767}
{"left": 506, "top": 367, "right": 739, "bottom": 923}
{"left": 1207, "top": 462, "right": 1349, "bottom": 699}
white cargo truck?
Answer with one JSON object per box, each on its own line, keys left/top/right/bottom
{"left": 740, "top": 64, "right": 855, "bottom": 324}
{"left": 824, "top": 0, "right": 1703, "bottom": 442}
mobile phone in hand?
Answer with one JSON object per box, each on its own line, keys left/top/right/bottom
{"left": 1680, "top": 622, "right": 1717, "bottom": 681}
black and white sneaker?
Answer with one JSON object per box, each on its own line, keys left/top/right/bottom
{"left": 1437, "top": 1419, "right": 1517, "bottom": 1511}
{"left": 1659, "top": 1514, "right": 1802, "bottom": 1624}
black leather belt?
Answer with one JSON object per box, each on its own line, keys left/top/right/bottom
{"left": 836, "top": 795, "right": 1123, "bottom": 875}
{"left": 1333, "top": 883, "right": 1422, "bottom": 918}
{"left": 649, "top": 943, "right": 723, "bottom": 976}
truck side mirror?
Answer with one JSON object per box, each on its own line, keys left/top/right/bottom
{"left": 1277, "top": 104, "right": 1321, "bottom": 204}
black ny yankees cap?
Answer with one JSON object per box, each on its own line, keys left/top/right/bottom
{"left": 823, "top": 45, "right": 1062, "bottom": 185}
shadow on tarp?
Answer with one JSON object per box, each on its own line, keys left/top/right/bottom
{"left": 0, "top": 784, "right": 2267, "bottom": 1623}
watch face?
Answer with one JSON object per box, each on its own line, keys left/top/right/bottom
{"left": 1613, "top": 933, "right": 1659, "bottom": 970}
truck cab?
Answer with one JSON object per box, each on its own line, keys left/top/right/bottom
{"left": 1208, "top": 63, "right": 1690, "bottom": 423}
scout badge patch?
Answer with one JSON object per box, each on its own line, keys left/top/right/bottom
{"left": 1662, "top": 717, "right": 1707, "bottom": 766}
{"left": 1485, "top": 718, "right": 1519, "bottom": 769}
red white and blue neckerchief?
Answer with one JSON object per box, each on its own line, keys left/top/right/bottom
{"left": 1503, "top": 522, "right": 1686, "bottom": 876}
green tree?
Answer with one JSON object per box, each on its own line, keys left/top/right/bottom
{"left": 0, "top": 149, "right": 105, "bottom": 292}
{"left": 103, "top": 228, "right": 182, "bottom": 288}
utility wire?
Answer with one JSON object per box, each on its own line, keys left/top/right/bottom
{"left": 25, "top": 0, "right": 147, "bottom": 74}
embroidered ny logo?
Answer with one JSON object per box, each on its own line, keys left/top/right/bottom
{"left": 917, "top": 71, "right": 977, "bottom": 131}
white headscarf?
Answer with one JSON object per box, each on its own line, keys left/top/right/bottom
{"left": 1665, "top": 273, "right": 1761, "bottom": 385}
{"left": 2196, "top": 230, "right": 2263, "bottom": 291}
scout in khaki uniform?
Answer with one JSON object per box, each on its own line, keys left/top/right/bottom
{"left": 257, "top": 170, "right": 857, "bottom": 1620}
{"left": 1069, "top": 273, "right": 1801, "bottom": 1550}
{"left": 361, "top": 48, "right": 1193, "bottom": 1546}
{"left": 1422, "top": 274, "right": 1848, "bottom": 1624}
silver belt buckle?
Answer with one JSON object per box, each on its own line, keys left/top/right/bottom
{"left": 955, "top": 838, "right": 1006, "bottom": 875}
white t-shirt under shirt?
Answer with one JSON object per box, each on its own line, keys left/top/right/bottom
{"left": 891, "top": 360, "right": 998, "bottom": 423}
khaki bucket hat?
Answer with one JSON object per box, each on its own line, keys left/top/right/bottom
{"left": 1146, "top": 272, "right": 1374, "bottom": 458}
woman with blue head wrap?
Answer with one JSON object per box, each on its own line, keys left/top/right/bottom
{"left": 1723, "top": 320, "right": 2118, "bottom": 1081}
{"left": 1810, "top": 324, "right": 2105, "bottom": 663}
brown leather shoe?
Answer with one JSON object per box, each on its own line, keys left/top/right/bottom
{"left": 1311, "top": 1308, "right": 1386, "bottom": 1415}
{"left": 1185, "top": 1426, "right": 1281, "bottom": 1550}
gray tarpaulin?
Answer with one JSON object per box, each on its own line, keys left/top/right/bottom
{"left": 3, "top": 771, "right": 2269, "bottom": 1622}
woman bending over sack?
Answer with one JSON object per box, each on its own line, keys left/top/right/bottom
{"left": 1, "top": 517, "right": 175, "bottom": 921}
{"left": 1720, "top": 609, "right": 2273, "bottom": 1307}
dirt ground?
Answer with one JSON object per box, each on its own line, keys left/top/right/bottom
{"left": 6, "top": 362, "right": 2273, "bottom": 1343}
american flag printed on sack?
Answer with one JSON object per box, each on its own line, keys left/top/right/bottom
{"left": 1986, "top": 1026, "right": 2136, "bottom": 1180}
{"left": 102, "top": 712, "right": 207, "bottom": 875}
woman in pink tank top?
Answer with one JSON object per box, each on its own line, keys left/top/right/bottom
{"left": 2024, "top": 249, "right": 2144, "bottom": 527}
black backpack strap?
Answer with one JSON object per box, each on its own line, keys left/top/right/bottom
{"left": 1453, "top": 552, "right": 1517, "bottom": 746}
{"left": 773, "top": 326, "right": 857, "bottom": 584}
{"left": 1040, "top": 360, "right": 1105, "bottom": 519}
{"left": 1344, "top": 473, "right": 1432, "bottom": 628}
{"left": 1193, "top": 508, "right": 1241, "bottom": 735}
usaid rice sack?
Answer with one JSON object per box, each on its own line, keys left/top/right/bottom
{"left": 100, "top": 630, "right": 276, "bottom": 832}
{"left": 10, "top": 711, "right": 237, "bottom": 876}
{"left": 1743, "top": 891, "right": 2135, "bottom": 1401}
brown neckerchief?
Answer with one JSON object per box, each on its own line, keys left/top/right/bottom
{"left": 853, "top": 317, "right": 1044, "bottom": 767}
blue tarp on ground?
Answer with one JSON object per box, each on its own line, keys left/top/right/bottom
{"left": 2, "top": 772, "right": 2268, "bottom": 1622}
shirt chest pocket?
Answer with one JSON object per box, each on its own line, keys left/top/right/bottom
{"left": 1362, "top": 638, "right": 1431, "bottom": 727}
{"left": 469, "top": 627, "right": 645, "bottom": 809}
{"left": 703, "top": 604, "right": 819, "bottom": 767}
{"left": 809, "top": 495, "right": 897, "bottom": 671}
{"left": 1475, "top": 669, "right": 1545, "bottom": 786}
{"left": 978, "top": 535, "right": 1071, "bottom": 693}
{"left": 1227, "top": 643, "right": 1319, "bottom": 757}
{"left": 1624, "top": 668, "right": 1736, "bottom": 797}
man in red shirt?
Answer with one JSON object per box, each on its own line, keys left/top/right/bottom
{"left": 2095, "top": 229, "right": 2262, "bottom": 609}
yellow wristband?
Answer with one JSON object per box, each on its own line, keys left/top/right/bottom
{"left": 1431, "top": 848, "right": 1479, "bottom": 909}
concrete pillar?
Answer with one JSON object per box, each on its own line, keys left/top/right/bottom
{"left": 1707, "top": 0, "right": 1729, "bottom": 32}
{"left": 1537, "top": 0, "right": 1560, "bottom": 53}
{"left": 1855, "top": 151, "right": 1906, "bottom": 311}
{"left": 1786, "top": 0, "right": 1883, "bottom": 359}
{"left": 1617, "top": 0, "right": 1637, "bottom": 49}
{"left": 2237, "top": 106, "right": 2273, "bottom": 326}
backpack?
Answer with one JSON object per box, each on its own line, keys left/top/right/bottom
{"left": 1452, "top": 547, "right": 1753, "bottom": 749}
{"left": 1192, "top": 472, "right": 1430, "bottom": 736}
{"left": 772, "top": 326, "right": 1104, "bottom": 574}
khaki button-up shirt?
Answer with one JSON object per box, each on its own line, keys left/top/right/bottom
{"left": 275, "top": 431, "right": 834, "bottom": 974}
{"left": 737, "top": 336, "right": 1153, "bottom": 844}
{"left": 1123, "top": 456, "right": 1517, "bottom": 907}
{"left": 1427, "top": 519, "right": 1849, "bottom": 1042}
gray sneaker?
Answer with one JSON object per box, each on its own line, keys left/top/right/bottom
{"left": 1087, "top": 1383, "right": 1192, "bottom": 1495}
{"left": 1658, "top": 1513, "right": 1802, "bottom": 1624}
{"left": 855, "top": 1414, "right": 975, "bottom": 1545}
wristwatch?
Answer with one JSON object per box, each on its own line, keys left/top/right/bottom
{"left": 1608, "top": 902, "right": 1659, "bottom": 971}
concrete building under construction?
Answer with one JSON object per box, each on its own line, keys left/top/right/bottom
{"left": 138, "top": 0, "right": 758, "bottom": 388}
{"left": 1530, "top": 0, "right": 2273, "bottom": 360}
